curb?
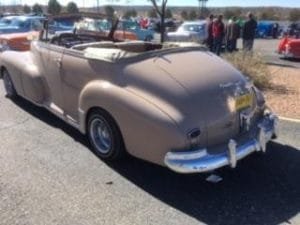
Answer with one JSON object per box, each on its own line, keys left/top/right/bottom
{"left": 265, "top": 62, "right": 298, "bottom": 69}
{"left": 279, "top": 116, "right": 300, "bottom": 123}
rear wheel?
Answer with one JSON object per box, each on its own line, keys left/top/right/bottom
{"left": 2, "top": 70, "right": 17, "bottom": 98}
{"left": 87, "top": 109, "right": 125, "bottom": 160}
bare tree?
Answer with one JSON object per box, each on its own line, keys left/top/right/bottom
{"left": 149, "top": 0, "right": 168, "bottom": 43}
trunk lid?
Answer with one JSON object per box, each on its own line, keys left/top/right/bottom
{"left": 123, "top": 49, "right": 254, "bottom": 148}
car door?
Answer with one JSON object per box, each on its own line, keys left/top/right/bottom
{"left": 60, "top": 48, "right": 92, "bottom": 121}
{"left": 36, "top": 41, "right": 64, "bottom": 109}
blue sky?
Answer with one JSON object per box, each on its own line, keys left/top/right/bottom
{"left": 7, "top": 0, "right": 300, "bottom": 7}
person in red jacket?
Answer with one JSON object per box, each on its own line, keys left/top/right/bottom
{"left": 212, "top": 14, "right": 225, "bottom": 56}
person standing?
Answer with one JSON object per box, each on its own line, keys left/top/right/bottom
{"left": 206, "top": 14, "right": 214, "bottom": 51}
{"left": 212, "top": 15, "right": 225, "bottom": 56}
{"left": 226, "top": 16, "right": 240, "bottom": 52}
{"left": 272, "top": 22, "right": 279, "bottom": 39}
{"left": 242, "top": 12, "right": 257, "bottom": 51}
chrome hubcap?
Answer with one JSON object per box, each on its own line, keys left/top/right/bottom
{"left": 90, "top": 118, "right": 112, "bottom": 154}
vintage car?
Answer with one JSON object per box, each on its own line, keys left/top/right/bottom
{"left": 167, "top": 21, "right": 208, "bottom": 43}
{"left": 48, "top": 14, "right": 82, "bottom": 35}
{"left": 278, "top": 36, "right": 300, "bottom": 59}
{"left": 0, "top": 16, "right": 17, "bottom": 27}
{"left": 0, "top": 16, "right": 43, "bottom": 52}
{"left": 0, "top": 16, "right": 44, "bottom": 34}
{"left": 76, "top": 17, "right": 137, "bottom": 41}
{"left": 0, "top": 14, "right": 278, "bottom": 174}
{"left": 0, "top": 31, "right": 40, "bottom": 51}
{"left": 119, "top": 19, "right": 154, "bottom": 41}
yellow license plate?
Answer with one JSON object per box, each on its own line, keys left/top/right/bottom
{"left": 236, "top": 94, "right": 252, "bottom": 111}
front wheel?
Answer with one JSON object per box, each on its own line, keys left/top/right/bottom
{"left": 87, "top": 109, "right": 125, "bottom": 160}
{"left": 2, "top": 70, "right": 17, "bottom": 98}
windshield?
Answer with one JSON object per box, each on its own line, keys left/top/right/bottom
{"left": 10, "top": 18, "right": 31, "bottom": 28}
{"left": 0, "top": 17, "right": 14, "bottom": 25}
{"left": 120, "top": 20, "right": 138, "bottom": 30}
{"left": 50, "top": 20, "right": 75, "bottom": 29}
{"left": 76, "top": 18, "right": 113, "bottom": 32}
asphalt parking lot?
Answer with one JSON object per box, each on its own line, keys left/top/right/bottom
{"left": 0, "top": 76, "right": 300, "bottom": 224}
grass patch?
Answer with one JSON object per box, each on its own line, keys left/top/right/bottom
{"left": 223, "top": 52, "right": 271, "bottom": 90}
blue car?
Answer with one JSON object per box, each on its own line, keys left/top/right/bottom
{"left": 0, "top": 16, "right": 44, "bottom": 34}
{"left": 48, "top": 15, "right": 82, "bottom": 34}
{"left": 256, "top": 21, "right": 274, "bottom": 38}
{"left": 120, "top": 20, "right": 154, "bottom": 41}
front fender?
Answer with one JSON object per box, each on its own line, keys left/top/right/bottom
{"left": 0, "top": 51, "right": 25, "bottom": 96}
{"left": 0, "top": 51, "right": 46, "bottom": 104}
{"left": 78, "top": 80, "right": 187, "bottom": 165}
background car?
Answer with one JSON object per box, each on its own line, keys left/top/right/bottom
{"left": 75, "top": 17, "right": 137, "bottom": 41}
{"left": 166, "top": 20, "right": 208, "bottom": 43}
{"left": 119, "top": 19, "right": 154, "bottom": 41}
{"left": 0, "top": 16, "right": 17, "bottom": 27}
{"left": 0, "top": 16, "right": 44, "bottom": 34}
{"left": 48, "top": 14, "right": 82, "bottom": 34}
{"left": 0, "top": 16, "right": 43, "bottom": 51}
{"left": 256, "top": 21, "right": 274, "bottom": 38}
{"left": 150, "top": 18, "right": 179, "bottom": 33}
{"left": 0, "top": 31, "right": 39, "bottom": 51}
{"left": 278, "top": 35, "right": 300, "bottom": 59}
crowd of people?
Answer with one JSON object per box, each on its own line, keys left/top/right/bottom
{"left": 206, "top": 12, "right": 258, "bottom": 55}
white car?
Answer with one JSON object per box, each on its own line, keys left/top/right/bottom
{"left": 167, "top": 21, "right": 208, "bottom": 43}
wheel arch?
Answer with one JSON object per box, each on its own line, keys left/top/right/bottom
{"left": 85, "top": 106, "right": 126, "bottom": 153}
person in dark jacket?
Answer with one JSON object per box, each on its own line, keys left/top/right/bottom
{"left": 226, "top": 16, "right": 240, "bottom": 52}
{"left": 242, "top": 12, "right": 257, "bottom": 51}
{"left": 206, "top": 14, "right": 214, "bottom": 51}
{"left": 212, "top": 14, "right": 225, "bottom": 56}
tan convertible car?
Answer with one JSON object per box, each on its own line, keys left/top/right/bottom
{"left": 0, "top": 14, "right": 278, "bottom": 174}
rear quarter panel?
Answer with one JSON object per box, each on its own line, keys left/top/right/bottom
{"left": 79, "top": 80, "right": 186, "bottom": 166}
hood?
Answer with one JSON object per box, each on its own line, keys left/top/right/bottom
{"left": 0, "top": 31, "right": 35, "bottom": 39}
{"left": 123, "top": 49, "right": 253, "bottom": 147}
{"left": 0, "top": 26, "right": 28, "bottom": 34}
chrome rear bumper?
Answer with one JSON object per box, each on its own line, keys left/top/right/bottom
{"left": 164, "top": 113, "right": 278, "bottom": 173}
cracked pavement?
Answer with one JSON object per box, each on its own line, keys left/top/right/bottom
{"left": 0, "top": 80, "right": 299, "bottom": 225}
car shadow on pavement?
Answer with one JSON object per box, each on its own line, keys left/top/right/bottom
{"left": 106, "top": 142, "right": 300, "bottom": 225}
{"left": 13, "top": 97, "right": 300, "bottom": 225}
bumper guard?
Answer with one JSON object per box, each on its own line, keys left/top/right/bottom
{"left": 164, "top": 113, "right": 279, "bottom": 173}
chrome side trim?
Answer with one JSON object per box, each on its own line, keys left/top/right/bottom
{"left": 164, "top": 112, "right": 278, "bottom": 174}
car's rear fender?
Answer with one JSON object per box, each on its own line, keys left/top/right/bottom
{"left": 0, "top": 51, "right": 47, "bottom": 104}
{"left": 78, "top": 80, "right": 187, "bottom": 165}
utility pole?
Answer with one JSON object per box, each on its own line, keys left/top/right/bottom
{"left": 96, "top": 0, "right": 100, "bottom": 13}
{"left": 198, "top": 0, "right": 208, "bottom": 18}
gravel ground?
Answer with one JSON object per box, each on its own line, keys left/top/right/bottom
{"left": 265, "top": 66, "right": 300, "bottom": 119}
{"left": 0, "top": 78, "right": 300, "bottom": 225}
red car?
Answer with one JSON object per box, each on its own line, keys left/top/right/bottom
{"left": 278, "top": 36, "right": 300, "bottom": 59}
